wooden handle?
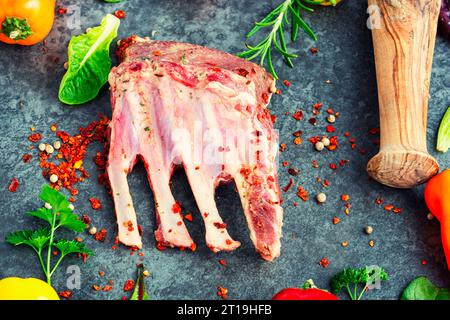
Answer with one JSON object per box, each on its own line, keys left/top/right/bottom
{"left": 367, "top": 0, "right": 440, "bottom": 188}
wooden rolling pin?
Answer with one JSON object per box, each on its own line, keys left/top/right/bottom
{"left": 367, "top": 0, "right": 441, "bottom": 189}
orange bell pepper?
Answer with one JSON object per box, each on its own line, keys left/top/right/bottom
{"left": 0, "top": 0, "right": 55, "bottom": 45}
{"left": 424, "top": 169, "right": 450, "bottom": 271}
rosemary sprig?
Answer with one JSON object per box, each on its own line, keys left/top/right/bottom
{"left": 238, "top": 0, "right": 335, "bottom": 79}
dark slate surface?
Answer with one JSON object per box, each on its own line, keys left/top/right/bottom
{"left": 0, "top": 0, "right": 449, "bottom": 300}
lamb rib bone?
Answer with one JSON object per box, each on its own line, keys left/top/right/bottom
{"left": 107, "top": 36, "right": 283, "bottom": 260}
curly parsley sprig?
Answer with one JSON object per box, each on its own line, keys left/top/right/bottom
{"left": 6, "top": 185, "right": 92, "bottom": 285}
{"left": 330, "top": 266, "right": 388, "bottom": 300}
{"left": 238, "top": 0, "right": 339, "bottom": 79}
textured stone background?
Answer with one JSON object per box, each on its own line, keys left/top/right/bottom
{"left": 0, "top": 0, "right": 449, "bottom": 300}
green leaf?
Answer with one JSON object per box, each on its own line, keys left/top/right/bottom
{"left": 401, "top": 276, "right": 450, "bottom": 300}
{"left": 130, "top": 264, "right": 150, "bottom": 300}
{"left": 37, "top": 185, "right": 87, "bottom": 232}
{"left": 28, "top": 207, "right": 53, "bottom": 225}
{"left": 54, "top": 239, "right": 93, "bottom": 256}
{"left": 39, "top": 185, "right": 70, "bottom": 214}
{"left": 29, "top": 228, "right": 51, "bottom": 249}
{"left": 6, "top": 230, "right": 34, "bottom": 246}
{"left": 6, "top": 228, "right": 50, "bottom": 251}
{"left": 59, "top": 14, "right": 120, "bottom": 105}
{"left": 57, "top": 211, "right": 87, "bottom": 232}
{"left": 437, "top": 106, "right": 450, "bottom": 153}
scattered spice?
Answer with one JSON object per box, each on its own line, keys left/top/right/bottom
{"left": 319, "top": 257, "right": 330, "bottom": 268}
{"left": 292, "top": 110, "right": 303, "bottom": 121}
{"left": 89, "top": 198, "right": 102, "bottom": 210}
{"left": 123, "top": 279, "right": 135, "bottom": 292}
{"left": 332, "top": 216, "right": 340, "bottom": 225}
{"left": 94, "top": 228, "right": 107, "bottom": 242}
{"left": 28, "top": 133, "right": 42, "bottom": 143}
{"left": 58, "top": 290, "right": 72, "bottom": 299}
{"left": 22, "top": 154, "right": 32, "bottom": 163}
{"left": 219, "top": 259, "right": 227, "bottom": 267}
{"left": 36, "top": 115, "right": 109, "bottom": 193}
{"left": 114, "top": 10, "right": 126, "bottom": 19}
{"left": 288, "top": 167, "right": 300, "bottom": 176}
{"left": 217, "top": 286, "right": 228, "bottom": 300}
{"left": 282, "top": 178, "right": 294, "bottom": 193}
{"left": 8, "top": 178, "right": 20, "bottom": 192}
{"left": 296, "top": 186, "right": 308, "bottom": 201}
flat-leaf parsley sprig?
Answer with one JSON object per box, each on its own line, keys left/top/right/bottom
{"left": 238, "top": 0, "right": 339, "bottom": 79}
{"left": 6, "top": 185, "right": 92, "bottom": 285}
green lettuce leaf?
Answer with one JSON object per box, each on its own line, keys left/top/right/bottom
{"left": 59, "top": 14, "right": 120, "bottom": 105}
{"left": 437, "top": 106, "right": 450, "bottom": 153}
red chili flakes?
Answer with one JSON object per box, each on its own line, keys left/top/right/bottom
{"left": 293, "top": 130, "right": 303, "bottom": 137}
{"left": 308, "top": 118, "right": 317, "bottom": 126}
{"left": 384, "top": 204, "right": 394, "bottom": 211}
{"left": 59, "top": 290, "right": 72, "bottom": 299}
{"left": 217, "top": 286, "right": 228, "bottom": 300}
{"left": 375, "top": 198, "right": 383, "bottom": 205}
{"left": 262, "top": 93, "right": 269, "bottom": 104}
{"left": 293, "top": 137, "right": 302, "bottom": 145}
{"left": 283, "top": 80, "right": 291, "bottom": 87}
{"left": 37, "top": 115, "right": 109, "bottom": 192}
{"left": 393, "top": 207, "right": 402, "bottom": 214}
{"left": 344, "top": 132, "right": 350, "bottom": 137}
{"left": 329, "top": 163, "right": 337, "bottom": 170}
{"left": 326, "top": 125, "right": 335, "bottom": 133}
{"left": 319, "top": 257, "right": 330, "bottom": 268}
{"left": 219, "top": 259, "right": 227, "bottom": 267}
{"left": 89, "top": 198, "right": 102, "bottom": 210}
{"left": 339, "top": 159, "right": 349, "bottom": 167}
{"left": 123, "top": 279, "right": 135, "bottom": 292}
{"left": 310, "top": 47, "right": 318, "bottom": 54}
{"left": 103, "top": 285, "right": 113, "bottom": 292}
{"left": 22, "top": 154, "right": 32, "bottom": 163}
{"left": 282, "top": 178, "right": 294, "bottom": 193}
{"left": 292, "top": 110, "right": 303, "bottom": 121}
{"left": 92, "top": 284, "right": 101, "bottom": 291}
{"left": 296, "top": 186, "right": 308, "bottom": 201}
{"left": 28, "top": 133, "right": 42, "bottom": 142}
{"left": 172, "top": 202, "right": 182, "bottom": 214}
{"left": 282, "top": 161, "right": 289, "bottom": 167}
{"left": 312, "top": 160, "right": 319, "bottom": 168}
{"left": 99, "top": 271, "right": 105, "bottom": 277}
{"left": 287, "top": 167, "right": 300, "bottom": 176}
{"left": 332, "top": 216, "right": 340, "bottom": 225}
{"left": 8, "top": 178, "right": 20, "bottom": 192}
{"left": 94, "top": 228, "right": 107, "bottom": 242}
{"left": 225, "top": 239, "right": 233, "bottom": 245}
{"left": 369, "top": 127, "right": 380, "bottom": 135}
{"left": 57, "top": 7, "right": 67, "bottom": 15}
{"left": 421, "top": 259, "right": 427, "bottom": 266}
{"left": 279, "top": 143, "right": 286, "bottom": 152}
{"left": 81, "top": 214, "right": 91, "bottom": 225}
{"left": 184, "top": 213, "right": 193, "bottom": 222}
{"left": 114, "top": 10, "right": 126, "bottom": 19}
{"left": 313, "top": 102, "right": 322, "bottom": 111}
{"left": 341, "top": 194, "right": 350, "bottom": 202}
{"left": 308, "top": 136, "right": 321, "bottom": 144}
{"left": 214, "top": 222, "right": 227, "bottom": 229}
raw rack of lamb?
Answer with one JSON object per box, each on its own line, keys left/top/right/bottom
{"left": 107, "top": 36, "right": 283, "bottom": 261}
